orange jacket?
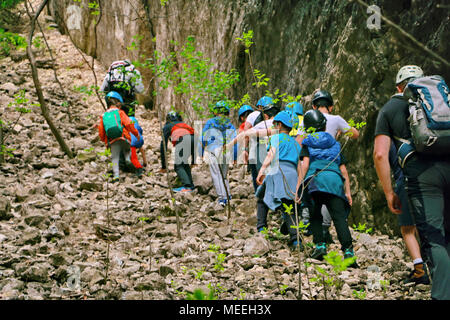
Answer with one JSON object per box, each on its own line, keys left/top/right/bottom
{"left": 98, "top": 107, "right": 140, "bottom": 145}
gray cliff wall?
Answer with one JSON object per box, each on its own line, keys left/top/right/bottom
{"left": 49, "top": 0, "right": 450, "bottom": 236}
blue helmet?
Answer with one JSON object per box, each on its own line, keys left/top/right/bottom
{"left": 285, "top": 101, "right": 303, "bottom": 116}
{"left": 105, "top": 91, "right": 124, "bottom": 104}
{"left": 256, "top": 96, "right": 275, "bottom": 110}
{"left": 214, "top": 100, "right": 230, "bottom": 114}
{"left": 273, "top": 111, "right": 295, "bottom": 129}
{"left": 238, "top": 104, "right": 254, "bottom": 118}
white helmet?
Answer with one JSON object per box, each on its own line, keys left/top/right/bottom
{"left": 395, "top": 65, "right": 424, "bottom": 85}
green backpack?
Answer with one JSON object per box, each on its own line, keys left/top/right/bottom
{"left": 102, "top": 109, "right": 123, "bottom": 139}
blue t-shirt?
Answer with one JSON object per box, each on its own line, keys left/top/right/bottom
{"left": 268, "top": 132, "right": 301, "bottom": 166}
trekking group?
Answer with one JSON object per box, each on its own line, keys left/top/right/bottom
{"left": 97, "top": 61, "right": 450, "bottom": 300}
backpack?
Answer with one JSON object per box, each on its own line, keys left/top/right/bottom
{"left": 395, "top": 75, "right": 450, "bottom": 166}
{"left": 105, "top": 61, "right": 135, "bottom": 103}
{"left": 102, "top": 109, "right": 123, "bottom": 140}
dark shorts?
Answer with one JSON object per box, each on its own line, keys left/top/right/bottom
{"left": 395, "top": 181, "right": 415, "bottom": 227}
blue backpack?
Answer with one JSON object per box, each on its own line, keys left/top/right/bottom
{"left": 396, "top": 75, "right": 450, "bottom": 166}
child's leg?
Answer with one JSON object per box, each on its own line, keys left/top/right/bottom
{"left": 310, "top": 192, "right": 326, "bottom": 244}
{"left": 110, "top": 142, "right": 122, "bottom": 178}
{"left": 256, "top": 197, "right": 269, "bottom": 231}
{"left": 208, "top": 151, "right": 228, "bottom": 200}
{"left": 175, "top": 136, "right": 194, "bottom": 189}
{"left": 130, "top": 147, "right": 143, "bottom": 169}
{"left": 324, "top": 194, "right": 353, "bottom": 251}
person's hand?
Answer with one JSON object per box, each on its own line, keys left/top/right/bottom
{"left": 345, "top": 192, "right": 353, "bottom": 206}
{"left": 386, "top": 191, "right": 402, "bottom": 214}
{"left": 142, "top": 161, "right": 147, "bottom": 167}
{"left": 243, "top": 150, "right": 249, "bottom": 165}
{"left": 159, "top": 168, "right": 167, "bottom": 174}
{"left": 256, "top": 172, "right": 265, "bottom": 185}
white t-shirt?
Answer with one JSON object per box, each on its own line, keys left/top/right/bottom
{"left": 248, "top": 119, "right": 274, "bottom": 162}
{"left": 245, "top": 111, "right": 262, "bottom": 127}
{"left": 298, "top": 113, "right": 350, "bottom": 139}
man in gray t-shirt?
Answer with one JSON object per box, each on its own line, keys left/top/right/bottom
{"left": 299, "top": 90, "right": 359, "bottom": 242}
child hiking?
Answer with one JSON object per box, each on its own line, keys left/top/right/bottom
{"left": 98, "top": 91, "right": 141, "bottom": 183}
{"left": 199, "top": 101, "right": 237, "bottom": 206}
{"left": 121, "top": 104, "right": 146, "bottom": 177}
{"left": 255, "top": 111, "right": 303, "bottom": 250}
{"left": 297, "top": 109, "right": 357, "bottom": 267}
{"left": 160, "top": 111, "right": 196, "bottom": 193}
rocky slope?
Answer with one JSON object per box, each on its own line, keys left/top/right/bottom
{"left": 0, "top": 8, "right": 433, "bottom": 300}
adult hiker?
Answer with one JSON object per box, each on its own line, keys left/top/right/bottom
{"left": 297, "top": 109, "right": 357, "bottom": 267}
{"left": 199, "top": 101, "right": 238, "bottom": 206}
{"left": 255, "top": 110, "right": 303, "bottom": 250}
{"left": 389, "top": 140, "right": 429, "bottom": 285}
{"left": 159, "top": 111, "right": 196, "bottom": 193}
{"left": 374, "top": 65, "right": 450, "bottom": 300}
{"left": 98, "top": 91, "right": 141, "bottom": 183}
{"left": 301, "top": 90, "right": 360, "bottom": 243}
{"left": 100, "top": 59, "right": 145, "bottom": 113}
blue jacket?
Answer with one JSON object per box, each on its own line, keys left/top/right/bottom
{"left": 303, "top": 131, "right": 341, "bottom": 164}
{"left": 199, "top": 116, "right": 237, "bottom": 160}
{"left": 130, "top": 116, "right": 144, "bottom": 148}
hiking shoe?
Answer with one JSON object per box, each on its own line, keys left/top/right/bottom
{"left": 172, "top": 187, "right": 186, "bottom": 193}
{"left": 124, "top": 160, "right": 136, "bottom": 173}
{"left": 403, "top": 263, "right": 430, "bottom": 285}
{"left": 290, "top": 240, "right": 304, "bottom": 251}
{"left": 343, "top": 248, "right": 359, "bottom": 268}
{"left": 111, "top": 177, "right": 120, "bottom": 184}
{"left": 218, "top": 199, "right": 228, "bottom": 207}
{"left": 323, "top": 226, "right": 333, "bottom": 244}
{"left": 310, "top": 243, "right": 327, "bottom": 260}
{"left": 280, "top": 222, "right": 289, "bottom": 235}
{"left": 135, "top": 168, "right": 144, "bottom": 177}
{"left": 180, "top": 187, "right": 194, "bottom": 192}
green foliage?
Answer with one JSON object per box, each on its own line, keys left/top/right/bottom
{"left": 0, "top": 0, "right": 22, "bottom": 10}
{"left": 352, "top": 289, "right": 367, "bottom": 300}
{"left": 311, "top": 250, "right": 356, "bottom": 299}
{"left": 236, "top": 30, "right": 254, "bottom": 54}
{"left": 352, "top": 222, "right": 373, "bottom": 234}
{"left": 160, "top": 0, "right": 169, "bottom": 7}
{"left": 207, "top": 244, "right": 226, "bottom": 272}
{"left": 0, "top": 28, "right": 27, "bottom": 56}
{"left": 186, "top": 288, "right": 216, "bottom": 300}
{"left": 133, "top": 35, "right": 240, "bottom": 119}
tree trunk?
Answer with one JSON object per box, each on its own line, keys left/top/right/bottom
{"left": 26, "top": 0, "right": 74, "bottom": 159}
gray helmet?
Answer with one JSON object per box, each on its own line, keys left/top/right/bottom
{"left": 303, "top": 109, "right": 327, "bottom": 131}
{"left": 395, "top": 65, "right": 424, "bottom": 85}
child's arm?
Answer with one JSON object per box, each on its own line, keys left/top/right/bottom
{"left": 140, "top": 147, "right": 147, "bottom": 167}
{"left": 256, "top": 146, "right": 275, "bottom": 185}
{"left": 339, "top": 164, "right": 352, "bottom": 206}
{"left": 296, "top": 156, "right": 309, "bottom": 203}
{"left": 98, "top": 116, "right": 107, "bottom": 145}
